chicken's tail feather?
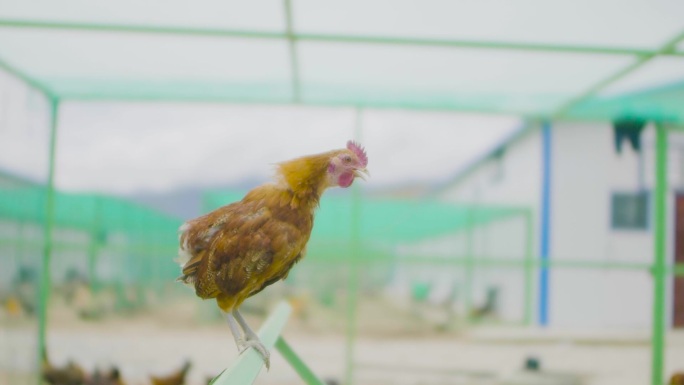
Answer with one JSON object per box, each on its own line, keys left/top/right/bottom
{"left": 176, "top": 247, "right": 203, "bottom": 289}
{"left": 176, "top": 222, "right": 192, "bottom": 267}
{"left": 175, "top": 274, "right": 195, "bottom": 285}
{"left": 175, "top": 247, "right": 193, "bottom": 268}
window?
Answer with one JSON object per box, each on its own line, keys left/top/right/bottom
{"left": 611, "top": 191, "right": 649, "bottom": 230}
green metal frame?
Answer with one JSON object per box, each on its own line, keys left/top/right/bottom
{"left": 552, "top": 30, "right": 684, "bottom": 118}
{"left": 283, "top": 0, "right": 301, "bottom": 103}
{"left": 1, "top": 19, "right": 683, "bottom": 58}
{"left": 0, "top": 17, "right": 683, "bottom": 119}
{"left": 1, "top": 4, "right": 682, "bottom": 384}
{"left": 651, "top": 123, "right": 667, "bottom": 385}
{"left": 344, "top": 109, "right": 363, "bottom": 385}
{"left": 37, "top": 97, "right": 59, "bottom": 373}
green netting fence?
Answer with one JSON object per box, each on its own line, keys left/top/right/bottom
{"left": 0, "top": 181, "right": 182, "bottom": 309}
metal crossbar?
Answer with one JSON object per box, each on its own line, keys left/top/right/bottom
{"left": 209, "top": 301, "right": 326, "bottom": 385}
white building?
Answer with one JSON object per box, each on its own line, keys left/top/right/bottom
{"left": 435, "top": 121, "right": 684, "bottom": 329}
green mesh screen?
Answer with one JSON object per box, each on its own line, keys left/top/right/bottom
{"left": 0, "top": 183, "right": 181, "bottom": 291}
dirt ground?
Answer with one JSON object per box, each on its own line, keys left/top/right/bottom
{"left": 2, "top": 297, "right": 684, "bottom": 385}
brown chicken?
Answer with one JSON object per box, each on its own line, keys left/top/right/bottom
{"left": 85, "top": 367, "right": 125, "bottom": 385}
{"left": 671, "top": 372, "right": 684, "bottom": 385}
{"left": 150, "top": 360, "right": 191, "bottom": 385}
{"left": 177, "top": 141, "right": 368, "bottom": 367}
{"left": 42, "top": 348, "right": 86, "bottom": 385}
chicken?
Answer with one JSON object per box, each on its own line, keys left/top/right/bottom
{"left": 177, "top": 141, "right": 368, "bottom": 368}
{"left": 41, "top": 348, "right": 86, "bottom": 385}
{"left": 671, "top": 372, "right": 684, "bottom": 385}
{"left": 150, "top": 361, "right": 191, "bottom": 385}
{"left": 85, "top": 367, "right": 125, "bottom": 385}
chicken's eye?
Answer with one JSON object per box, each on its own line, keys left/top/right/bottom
{"left": 343, "top": 155, "right": 352, "bottom": 163}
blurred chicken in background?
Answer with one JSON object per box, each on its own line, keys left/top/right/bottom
{"left": 85, "top": 367, "right": 125, "bottom": 385}
{"left": 42, "top": 348, "right": 86, "bottom": 385}
{"left": 150, "top": 360, "right": 191, "bottom": 385}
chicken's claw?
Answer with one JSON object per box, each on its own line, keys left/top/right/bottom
{"left": 238, "top": 339, "right": 271, "bottom": 370}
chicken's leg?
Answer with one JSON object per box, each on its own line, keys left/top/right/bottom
{"left": 232, "top": 309, "right": 271, "bottom": 369}
{"left": 225, "top": 313, "right": 245, "bottom": 349}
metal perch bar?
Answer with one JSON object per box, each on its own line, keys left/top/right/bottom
{"left": 209, "top": 301, "right": 327, "bottom": 385}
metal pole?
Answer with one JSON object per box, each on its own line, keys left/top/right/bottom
{"left": 276, "top": 338, "right": 327, "bottom": 385}
{"left": 539, "top": 122, "right": 552, "bottom": 326}
{"left": 3, "top": 19, "right": 684, "bottom": 58}
{"left": 651, "top": 122, "right": 668, "bottom": 385}
{"left": 37, "top": 97, "right": 59, "bottom": 375}
{"left": 283, "top": 0, "right": 301, "bottom": 103}
{"left": 344, "top": 108, "right": 363, "bottom": 385}
{"left": 552, "top": 30, "right": 684, "bottom": 119}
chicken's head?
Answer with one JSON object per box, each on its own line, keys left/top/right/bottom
{"left": 327, "top": 140, "right": 369, "bottom": 188}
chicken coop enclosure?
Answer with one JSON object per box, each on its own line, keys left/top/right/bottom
{"left": 1, "top": 1, "right": 684, "bottom": 385}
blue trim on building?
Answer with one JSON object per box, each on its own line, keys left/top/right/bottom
{"left": 539, "top": 122, "right": 552, "bottom": 326}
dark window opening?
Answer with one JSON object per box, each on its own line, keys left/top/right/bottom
{"left": 611, "top": 191, "right": 649, "bottom": 230}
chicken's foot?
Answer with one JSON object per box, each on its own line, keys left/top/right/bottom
{"left": 230, "top": 309, "right": 271, "bottom": 370}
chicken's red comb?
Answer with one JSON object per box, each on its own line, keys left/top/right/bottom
{"left": 347, "top": 140, "right": 368, "bottom": 167}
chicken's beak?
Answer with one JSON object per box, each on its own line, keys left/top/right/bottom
{"left": 354, "top": 168, "right": 370, "bottom": 181}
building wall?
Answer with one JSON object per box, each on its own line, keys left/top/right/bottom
{"left": 551, "top": 122, "right": 650, "bottom": 328}
{"left": 438, "top": 127, "right": 543, "bottom": 323}
{"left": 438, "top": 121, "right": 684, "bottom": 329}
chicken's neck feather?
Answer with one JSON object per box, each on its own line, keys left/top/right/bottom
{"left": 275, "top": 152, "right": 333, "bottom": 209}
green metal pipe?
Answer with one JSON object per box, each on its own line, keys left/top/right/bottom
{"left": 651, "top": 123, "right": 667, "bottom": 385}
{"left": 67, "top": 94, "right": 543, "bottom": 119}
{"left": 553, "top": 29, "right": 684, "bottom": 118}
{"left": 553, "top": 56, "right": 657, "bottom": 118}
{"left": 275, "top": 338, "right": 327, "bottom": 385}
{"left": 298, "top": 33, "right": 666, "bottom": 57}
{"left": 344, "top": 108, "right": 363, "bottom": 385}
{"left": 387, "top": 255, "right": 652, "bottom": 270}
{"left": 670, "top": 263, "right": 684, "bottom": 276}
{"left": 55, "top": 93, "right": 683, "bottom": 125}
{"left": 0, "top": 238, "right": 178, "bottom": 253}
{"left": 2, "top": 18, "right": 682, "bottom": 57}
{"left": 0, "top": 55, "right": 56, "bottom": 97}
{"left": 0, "top": 19, "right": 283, "bottom": 40}
{"left": 37, "top": 97, "right": 59, "bottom": 381}
{"left": 1, "top": 235, "right": 671, "bottom": 273}
{"left": 283, "top": 0, "right": 301, "bottom": 103}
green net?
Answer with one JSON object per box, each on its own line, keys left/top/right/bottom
{"left": 0, "top": 180, "right": 181, "bottom": 306}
